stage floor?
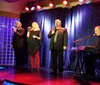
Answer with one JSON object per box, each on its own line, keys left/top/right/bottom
{"left": 0, "top": 67, "right": 100, "bottom": 85}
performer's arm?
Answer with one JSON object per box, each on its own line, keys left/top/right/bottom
{"left": 33, "top": 31, "right": 42, "bottom": 40}
{"left": 15, "top": 29, "right": 25, "bottom": 36}
{"left": 27, "top": 31, "right": 30, "bottom": 38}
{"left": 48, "top": 29, "right": 55, "bottom": 38}
{"left": 63, "top": 29, "right": 68, "bottom": 50}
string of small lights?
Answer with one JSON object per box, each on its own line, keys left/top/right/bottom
{"left": 25, "top": 0, "right": 86, "bottom": 12}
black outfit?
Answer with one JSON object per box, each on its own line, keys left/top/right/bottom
{"left": 12, "top": 28, "right": 25, "bottom": 68}
{"left": 48, "top": 27, "right": 68, "bottom": 74}
{"left": 85, "top": 36, "right": 100, "bottom": 76}
{"left": 27, "top": 30, "right": 41, "bottom": 56}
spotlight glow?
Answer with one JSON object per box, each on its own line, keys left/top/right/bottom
{"left": 79, "top": 0, "right": 84, "bottom": 3}
{"left": 63, "top": 0, "right": 68, "bottom": 5}
{"left": 25, "top": 7, "right": 29, "bottom": 11}
{"left": 31, "top": 7, "right": 35, "bottom": 11}
{"left": 37, "top": 5, "right": 41, "bottom": 10}
{"left": 49, "top": 2, "right": 54, "bottom": 8}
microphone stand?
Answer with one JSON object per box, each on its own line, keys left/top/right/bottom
{"left": 74, "top": 34, "right": 94, "bottom": 44}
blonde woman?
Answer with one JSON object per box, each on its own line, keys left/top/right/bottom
{"left": 27, "top": 22, "right": 42, "bottom": 72}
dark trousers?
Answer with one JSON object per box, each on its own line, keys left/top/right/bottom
{"left": 14, "top": 48, "right": 25, "bottom": 67}
{"left": 85, "top": 53, "right": 100, "bottom": 76}
{"left": 51, "top": 50, "right": 63, "bottom": 73}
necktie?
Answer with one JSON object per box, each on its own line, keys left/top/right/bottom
{"left": 54, "top": 30, "right": 58, "bottom": 43}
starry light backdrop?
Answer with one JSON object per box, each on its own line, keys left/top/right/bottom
{"left": 0, "top": 17, "right": 19, "bottom": 66}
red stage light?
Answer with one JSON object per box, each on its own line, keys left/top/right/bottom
{"left": 49, "top": 2, "right": 54, "bottom": 8}
{"left": 63, "top": 0, "right": 68, "bottom": 5}
{"left": 37, "top": 5, "right": 41, "bottom": 10}
{"left": 25, "top": 7, "right": 29, "bottom": 11}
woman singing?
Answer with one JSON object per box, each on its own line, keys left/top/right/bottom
{"left": 27, "top": 22, "right": 42, "bottom": 72}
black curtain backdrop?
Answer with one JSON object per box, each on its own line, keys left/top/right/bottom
{"left": 20, "top": 2, "right": 100, "bottom": 70}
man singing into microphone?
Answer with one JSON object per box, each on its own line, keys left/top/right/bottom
{"left": 48, "top": 19, "right": 68, "bottom": 75}
{"left": 85, "top": 26, "right": 100, "bottom": 77}
{"left": 12, "top": 21, "right": 25, "bottom": 68}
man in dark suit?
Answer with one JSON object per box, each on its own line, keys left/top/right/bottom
{"left": 48, "top": 19, "right": 68, "bottom": 75}
{"left": 12, "top": 21, "right": 25, "bottom": 68}
{"left": 85, "top": 26, "right": 100, "bottom": 77}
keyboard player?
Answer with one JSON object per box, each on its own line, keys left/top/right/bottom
{"left": 85, "top": 26, "right": 100, "bottom": 77}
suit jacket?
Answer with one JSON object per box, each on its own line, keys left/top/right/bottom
{"left": 48, "top": 27, "right": 68, "bottom": 51}
{"left": 12, "top": 28, "right": 25, "bottom": 49}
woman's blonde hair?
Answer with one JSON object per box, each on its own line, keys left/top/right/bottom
{"left": 32, "top": 22, "right": 40, "bottom": 31}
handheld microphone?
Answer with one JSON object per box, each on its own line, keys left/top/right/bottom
{"left": 27, "top": 26, "right": 31, "bottom": 31}
{"left": 13, "top": 26, "right": 17, "bottom": 30}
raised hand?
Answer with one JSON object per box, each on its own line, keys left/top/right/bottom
{"left": 51, "top": 30, "right": 55, "bottom": 35}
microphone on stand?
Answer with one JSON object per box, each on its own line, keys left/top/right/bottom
{"left": 93, "top": 34, "right": 96, "bottom": 36}
{"left": 73, "top": 34, "right": 95, "bottom": 43}
{"left": 88, "top": 33, "right": 95, "bottom": 37}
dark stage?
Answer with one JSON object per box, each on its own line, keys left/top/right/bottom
{"left": 0, "top": 67, "right": 100, "bottom": 85}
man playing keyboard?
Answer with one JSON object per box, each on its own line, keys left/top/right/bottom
{"left": 85, "top": 26, "right": 100, "bottom": 77}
